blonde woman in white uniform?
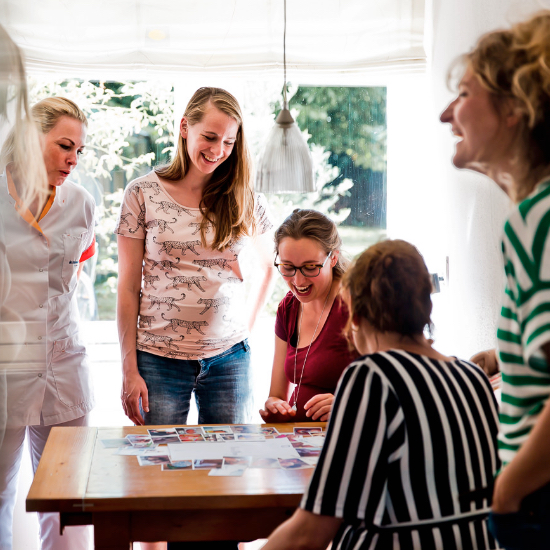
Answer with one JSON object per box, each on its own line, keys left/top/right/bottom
{"left": 0, "top": 97, "right": 95, "bottom": 550}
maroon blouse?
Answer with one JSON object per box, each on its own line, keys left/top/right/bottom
{"left": 275, "top": 291, "right": 357, "bottom": 421}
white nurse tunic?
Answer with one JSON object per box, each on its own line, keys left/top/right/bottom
{"left": 0, "top": 169, "right": 96, "bottom": 427}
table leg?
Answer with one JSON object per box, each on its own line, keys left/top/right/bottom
{"left": 93, "top": 512, "right": 132, "bottom": 550}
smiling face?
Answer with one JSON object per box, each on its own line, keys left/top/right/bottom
{"left": 440, "top": 67, "right": 515, "bottom": 174}
{"left": 181, "top": 102, "right": 239, "bottom": 180}
{"left": 41, "top": 115, "right": 87, "bottom": 188}
{"left": 277, "top": 237, "right": 337, "bottom": 304}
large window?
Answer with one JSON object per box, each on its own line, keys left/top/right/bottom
{"left": 30, "top": 79, "right": 387, "bottom": 321}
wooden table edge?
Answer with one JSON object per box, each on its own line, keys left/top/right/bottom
{"left": 26, "top": 426, "right": 98, "bottom": 512}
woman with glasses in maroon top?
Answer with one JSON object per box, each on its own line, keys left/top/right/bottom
{"left": 260, "top": 209, "right": 357, "bottom": 423}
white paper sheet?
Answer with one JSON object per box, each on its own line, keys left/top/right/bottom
{"left": 168, "top": 438, "right": 300, "bottom": 462}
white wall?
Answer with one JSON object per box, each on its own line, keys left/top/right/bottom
{"left": 388, "top": 0, "right": 547, "bottom": 359}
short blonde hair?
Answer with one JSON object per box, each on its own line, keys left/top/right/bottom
{"left": 156, "top": 87, "right": 255, "bottom": 251}
{"left": 31, "top": 96, "right": 88, "bottom": 134}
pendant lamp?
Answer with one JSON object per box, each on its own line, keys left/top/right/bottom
{"left": 255, "top": 0, "right": 315, "bottom": 194}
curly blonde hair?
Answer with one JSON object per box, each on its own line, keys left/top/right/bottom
{"left": 461, "top": 11, "right": 550, "bottom": 201}
{"left": 155, "top": 87, "right": 255, "bottom": 251}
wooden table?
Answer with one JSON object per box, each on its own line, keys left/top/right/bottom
{"left": 26, "top": 424, "right": 324, "bottom": 549}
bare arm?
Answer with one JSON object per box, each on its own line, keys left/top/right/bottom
{"left": 260, "top": 335, "right": 296, "bottom": 422}
{"left": 470, "top": 348, "right": 499, "bottom": 376}
{"left": 117, "top": 235, "right": 148, "bottom": 426}
{"left": 246, "top": 230, "right": 276, "bottom": 332}
{"left": 492, "top": 342, "right": 550, "bottom": 512}
{"left": 261, "top": 508, "right": 342, "bottom": 550}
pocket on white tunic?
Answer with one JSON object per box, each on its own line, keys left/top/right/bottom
{"left": 50, "top": 335, "right": 93, "bottom": 408}
{"left": 62, "top": 233, "right": 84, "bottom": 290}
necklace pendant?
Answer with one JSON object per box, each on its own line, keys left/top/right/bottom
{"left": 291, "top": 404, "right": 297, "bottom": 412}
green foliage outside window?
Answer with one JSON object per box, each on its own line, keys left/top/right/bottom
{"left": 29, "top": 80, "right": 386, "bottom": 320}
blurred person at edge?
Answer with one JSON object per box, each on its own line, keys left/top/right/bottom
{"left": 0, "top": 24, "right": 49, "bottom": 449}
{"left": 0, "top": 96, "right": 95, "bottom": 550}
{"left": 439, "top": 11, "right": 550, "bottom": 549}
{"left": 262, "top": 240, "right": 499, "bottom": 550}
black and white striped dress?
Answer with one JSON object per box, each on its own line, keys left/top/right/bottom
{"left": 301, "top": 350, "right": 500, "bottom": 549}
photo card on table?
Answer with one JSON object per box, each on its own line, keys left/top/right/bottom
{"left": 260, "top": 427, "right": 280, "bottom": 436}
{"left": 175, "top": 427, "right": 204, "bottom": 436}
{"left": 202, "top": 426, "right": 233, "bottom": 434}
{"left": 150, "top": 435, "right": 181, "bottom": 445}
{"left": 137, "top": 455, "right": 171, "bottom": 466}
{"left": 232, "top": 425, "right": 261, "bottom": 434}
{"left": 162, "top": 460, "right": 194, "bottom": 470}
{"left": 126, "top": 434, "right": 154, "bottom": 448}
{"left": 179, "top": 433, "right": 205, "bottom": 443}
{"left": 148, "top": 428, "right": 178, "bottom": 437}
{"left": 223, "top": 456, "right": 252, "bottom": 467}
{"left": 194, "top": 459, "right": 223, "bottom": 470}
{"left": 293, "top": 427, "right": 323, "bottom": 436}
{"left": 296, "top": 447, "right": 321, "bottom": 458}
{"left": 278, "top": 458, "right": 315, "bottom": 470}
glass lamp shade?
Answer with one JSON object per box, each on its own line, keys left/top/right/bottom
{"left": 255, "top": 107, "right": 315, "bottom": 194}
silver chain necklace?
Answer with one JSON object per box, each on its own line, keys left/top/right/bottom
{"left": 292, "top": 289, "right": 332, "bottom": 412}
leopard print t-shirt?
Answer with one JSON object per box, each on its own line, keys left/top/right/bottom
{"left": 115, "top": 171, "right": 273, "bottom": 359}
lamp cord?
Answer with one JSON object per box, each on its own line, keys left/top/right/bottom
{"left": 283, "top": 0, "right": 287, "bottom": 106}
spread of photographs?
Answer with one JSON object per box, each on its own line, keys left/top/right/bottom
{"left": 101, "top": 425, "right": 325, "bottom": 473}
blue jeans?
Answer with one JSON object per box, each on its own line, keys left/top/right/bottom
{"left": 136, "top": 339, "right": 252, "bottom": 425}
{"left": 489, "top": 483, "right": 550, "bottom": 550}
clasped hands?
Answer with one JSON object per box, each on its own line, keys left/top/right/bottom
{"left": 259, "top": 393, "right": 334, "bottom": 423}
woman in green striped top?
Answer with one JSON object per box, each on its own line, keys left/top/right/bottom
{"left": 440, "top": 10, "right": 550, "bottom": 550}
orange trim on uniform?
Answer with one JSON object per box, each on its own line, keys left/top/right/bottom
{"left": 37, "top": 188, "right": 56, "bottom": 222}
{"left": 6, "top": 167, "right": 54, "bottom": 235}
{"left": 80, "top": 236, "right": 96, "bottom": 262}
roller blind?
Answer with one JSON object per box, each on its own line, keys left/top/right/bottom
{"left": 1, "top": 0, "right": 426, "bottom": 80}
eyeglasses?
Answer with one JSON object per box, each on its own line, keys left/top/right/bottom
{"left": 274, "top": 251, "right": 332, "bottom": 278}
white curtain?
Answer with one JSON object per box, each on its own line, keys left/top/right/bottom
{"left": 0, "top": 0, "right": 426, "bottom": 79}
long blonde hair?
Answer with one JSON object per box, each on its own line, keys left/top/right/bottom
{"left": 460, "top": 10, "right": 550, "bottom": 201}
{"left": 156, "top": 87, "right": 255, "bottom": 251}
{"left": 0, "top": 24, "right": 47, "bottom": 208}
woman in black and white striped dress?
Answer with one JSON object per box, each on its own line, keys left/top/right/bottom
{"left": 263, "top": 240, "right": 500, "bottom": 550}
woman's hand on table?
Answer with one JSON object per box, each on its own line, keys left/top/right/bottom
{"left": 121, "top": 370, "right": 149, "bottom": 426}
{"left": 304, "top": 394, "right": 334, "bottom": 421}
{"left": 259, "top": 397, "right": 296, "bottom": 423}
